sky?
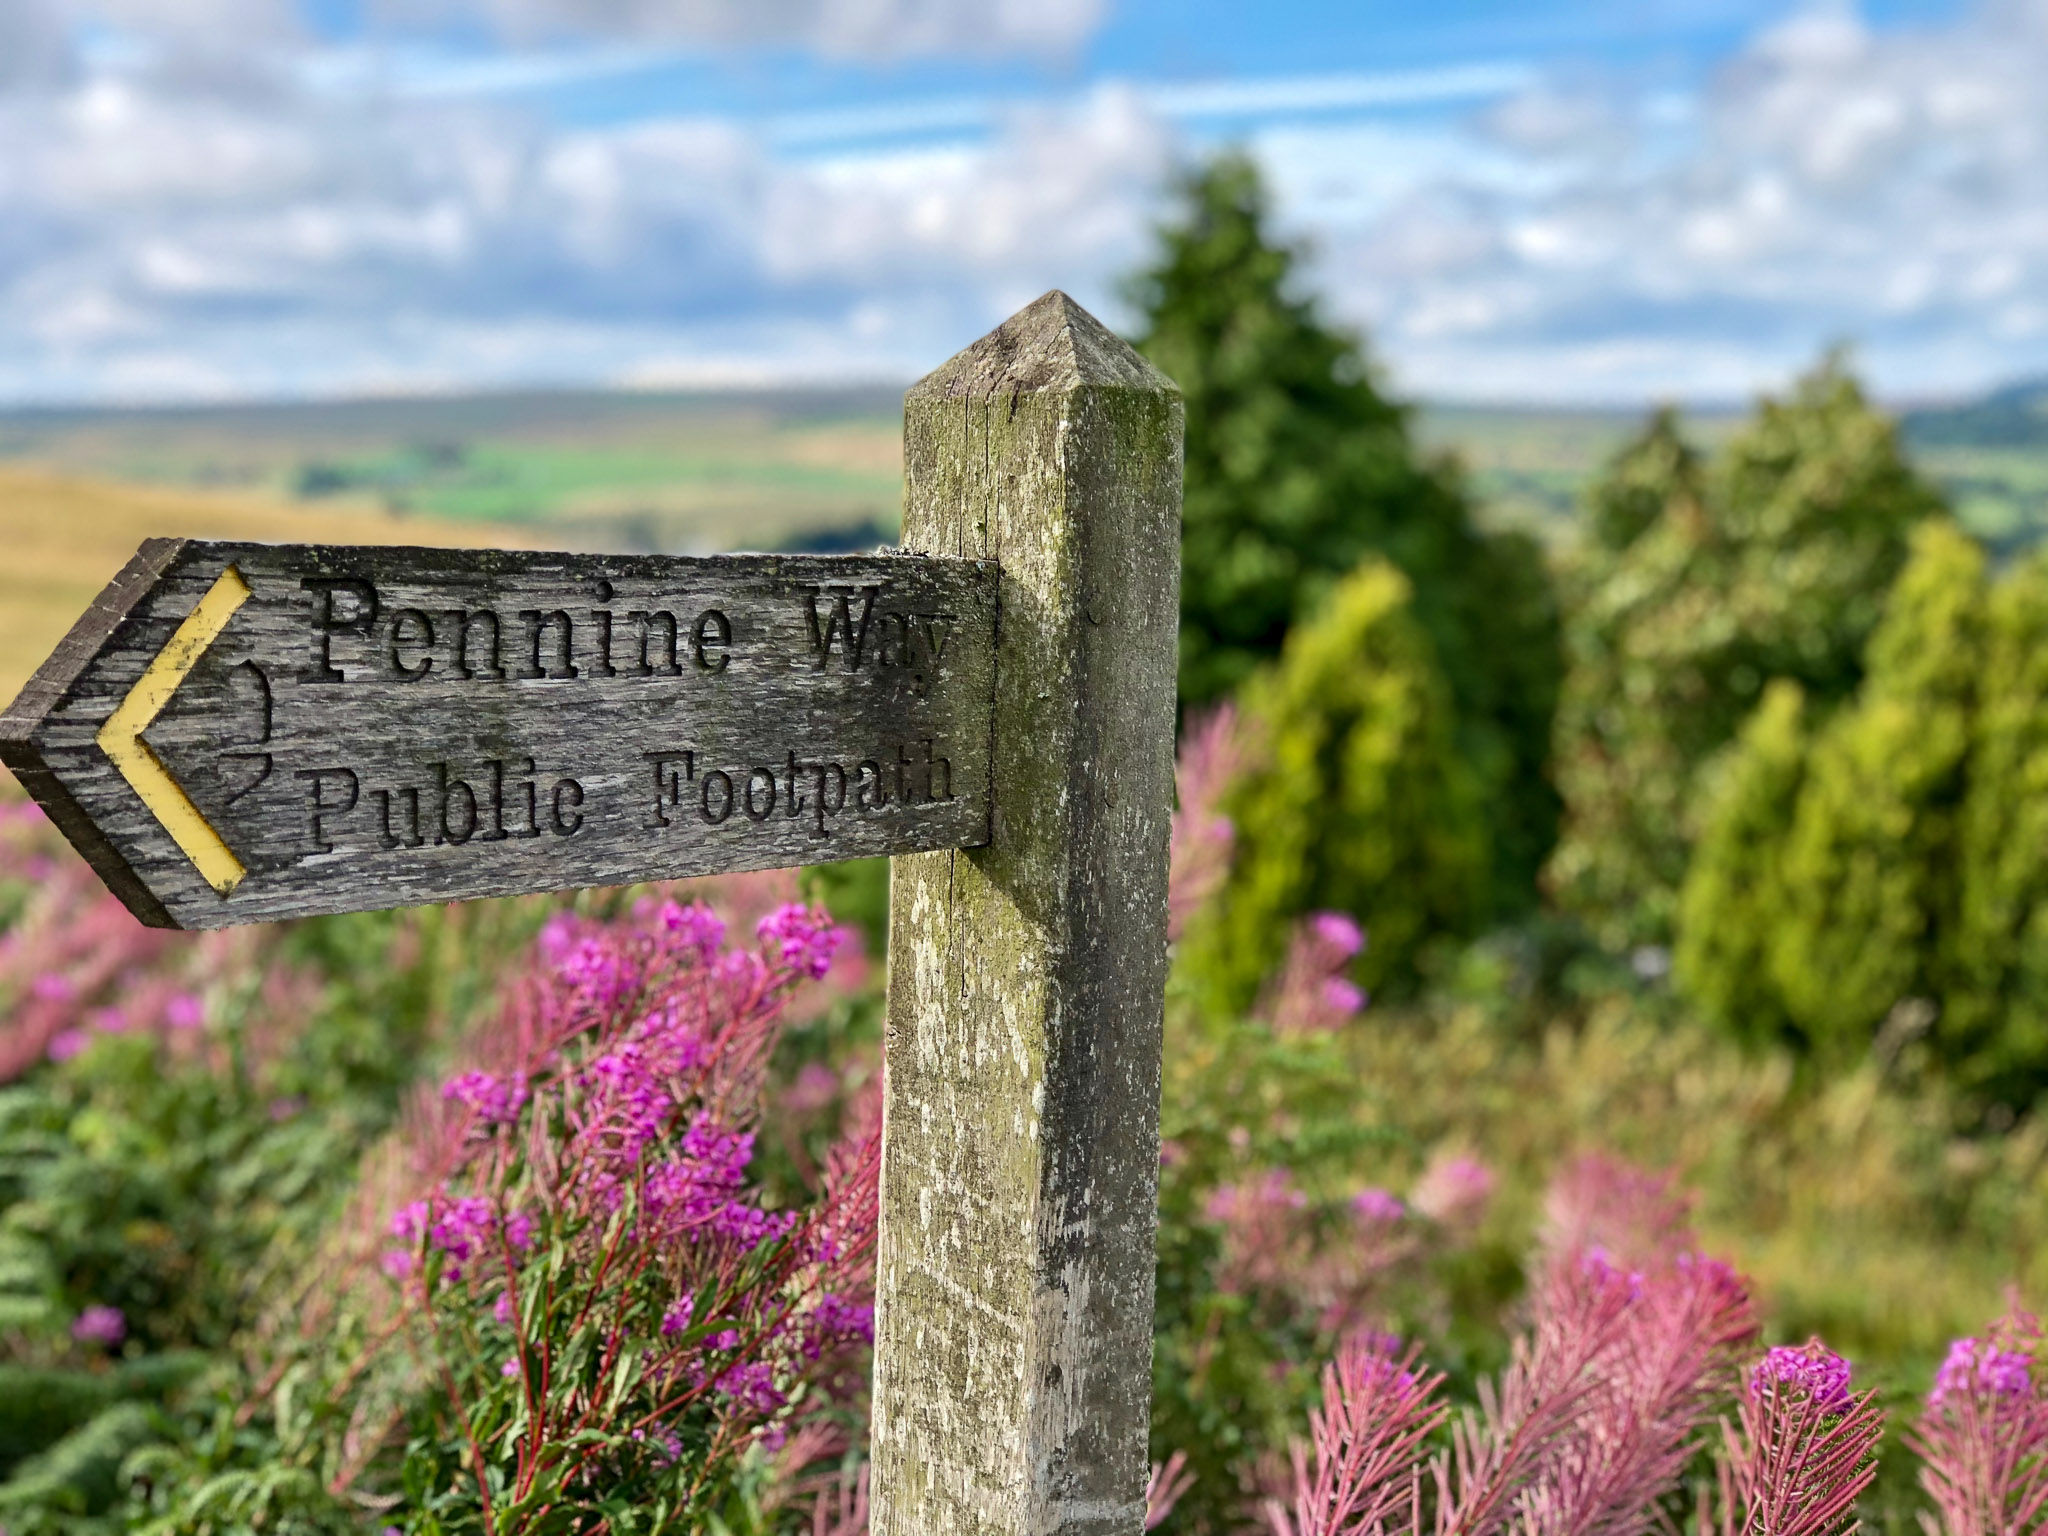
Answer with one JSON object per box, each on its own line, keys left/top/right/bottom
{"left": 1, "top": 0, "right": 2043, "bottom": 406}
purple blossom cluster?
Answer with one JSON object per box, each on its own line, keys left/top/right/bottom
{"left": 1930, "top": 1332, "right": 2032, "bottom": 1408}
{"left": 1910, "top": 1306, "right": 2048, "bottom": 1536}
{"left": 441, "top": 1070, "right": 529, "bottom": 1125}
{"left": 386, "top": 1194, "right": 534, "bottom": 1283}
{"left": 360, "top": 887, "right": 878, "bottom": 1520}
{"left": 1260, "top": 909, "right": 1370, "bottom": 1032}
{"left": 0, "top": 799, "right": 219, "bottom": 1079}
{"left": 1167, "top": 704, "right": 1242, "bottom": 941}
{"left": 755, "top": 902, "right": 843, "bottom": 980}
{"left": 1752, "top": 1340, "right": 1856, "bottom": 1415}
{"left": 70, "top": 1303, "right": 126, "bottom": 1347}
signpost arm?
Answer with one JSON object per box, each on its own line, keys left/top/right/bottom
{"left": 873, "top": 291, "right": 1183, "bottom": 1534}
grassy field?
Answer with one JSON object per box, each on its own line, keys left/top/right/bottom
{"left": 1414, "top": 404, "right": 1741, "bottom": 539}
{"left": 0, "top": 390, "right": 904, "bottom": 557}
{"left": 0, "top": 464, "right": 537, "bottom": 704}
{"left": 3, "top": 384, "right": 2045, "bottom": 604}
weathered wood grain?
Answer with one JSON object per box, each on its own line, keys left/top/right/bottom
{"left": 873, "top": 292, "right": 1183, "bottom": 1533}
{"left": 0, "top": 541, "right": 996, "bottom": 928}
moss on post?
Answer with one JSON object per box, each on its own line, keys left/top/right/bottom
{"left": 873, "top": 292, "right": 1183, "bottom": 1534}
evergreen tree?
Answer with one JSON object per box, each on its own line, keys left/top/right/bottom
{"left": 1181, "top": 557, "right": 1490, "bottom": 1009}
{"left": 1765, "top": 520, "right": 1983, "bottom": 1056}
{"left": 1947, "top": 551, "right": 2048, "bottom": 1102}
{"left": 1678, "top": 522, "right": 2015, "bottom": 1083}
{"left": 1673, "top": 679, "right": 1806, "bottom": 1050}
{"left": 1131, "top": 153, "right": 1561, "bottom": 910}
{"left": 1551, "top": 359, "right": 1942, "bottom": 947}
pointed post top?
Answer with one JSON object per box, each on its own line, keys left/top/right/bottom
{"left": 907, "top": 289, "right": 1178, "bottom": 402}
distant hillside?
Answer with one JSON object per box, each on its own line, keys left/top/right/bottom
{"left": 1898, "top": 383, "right": 2048, "bottom": 555}
{"left": 0, "top": 387, "right": 904, "bottom": 556}
{"left": 1903, "top": 380, "right": 2048, "bottom": 449}
{"left": 7, "top": 381, "right": 2048, "bottom": 568}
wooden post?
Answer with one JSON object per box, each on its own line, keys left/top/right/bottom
{"left": 873, "top": 291, "right": 1183, "bottom": 1532}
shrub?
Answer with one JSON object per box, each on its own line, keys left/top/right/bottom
{"left": 1551, "top": 360, "right": 1941, "bottom": 948}
{"left": 1179, "top": 558, "right": 1489, "bottom": 1009}
{"left": 1679, "top": 520, "right": 2048, "bottom": 1104}
{"left": 1130, "top": 152, "right": 1562, "bottom": 912}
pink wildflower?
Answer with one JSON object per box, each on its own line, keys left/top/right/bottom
{"left": 1262, "top": 911, "right": 1371, "bottom": 1032}
{"left": 1168, "top": 704, "right": 1241, "bottom": 939}
{"left": 1753, "top": 1341, "right": 1854, "bottom": 1415}
{"left": 46, "top": 1028, "right": 87, "bottom": 1062}
{"left": 1263, "top": 1333, "right": 1446, "bottom": 1536}
{"left": 71, "top": 1304, "right": 126, "bottom": 1346}
{"left": 1351, "top": 1188, "right": 1405, "bottom": 1225}
{"left": 1909, "top": 1305, "right": 2048, "bottom": 1536}
{"left": 1411, "top": 1151, "right": 1496, "bottom": 1227}
{"left": 1720, "top": 1338, "right": 1883, "bottom": 1536}
{"left": 755, "top": 903, "right": 843, "bottom": 980}
{"left": 164, "top": 992, "right": 205, "bottom": 1030}
{"left": 1310, "top": 912, "right": 1364, "bottom": 958}
{"left": 661, "top": 899, "right": 726, "bottom": 961}
{"left": 441, "top": 1069, "right": 530, "bottom": 1125}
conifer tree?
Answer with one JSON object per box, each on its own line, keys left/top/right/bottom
{"left": 1131, "top": 153, "right": 1561, "bottom": 911}
{"left": 1947, "top": 551, "right": 2048, "bottom": 1101}
{"left": 1181, "top": 557, "right": 1490, "bottom": 1008}
{"left": 1673, "top": 679, "right": 1806, "bottom": 1050}
{"left": 1552, "top": 359, "right": 1941, "bottom": 947}
{"left": 1765, "top": 520, "right": 1983, "bottom": 1055}
{"left": 1679, "top": 522, "right": 1997, "bottom": 1074}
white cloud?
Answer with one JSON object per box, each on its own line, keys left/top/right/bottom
{"left": 374, "top": 0, "right": 1105, "bottom": 59}
{"left": 1287, "top": 0, "right": 2048, "bottom": 399}
{"left": 0, "top": 3, "right": 1165, "bottom": 403}
{"left": 5, "top": 0, "right": 2048, "bottom": 404}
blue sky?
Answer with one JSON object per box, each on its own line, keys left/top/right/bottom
{"left": 3, "top": 0, "right": 2041, "bottom": 405}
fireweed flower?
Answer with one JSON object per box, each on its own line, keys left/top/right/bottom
{"left": 71, "top": 1304, "right": 126, "bottom": 1346}
{"left": 1351, "top": 1187, "right": 1405, "bottom": 1225}
{"left": 1310, "top": 911, "right": 1365, "bottom": 959}
{"left": 1910, "top": 1306, "right": 2048, "bottom": 1536}
{"left": 346, "top": 889, "right": 880, "bottom": 1531}
{"left": 1930, "top": 1334, "right": 2032, "bottom": 1409}
{"left": 1167, "top": 704, "right": 1242, "bottom": 940}
{"left": 1725, "top": 1338, "right": 1882, "bottom": 1536}
{"left": 1411, "top": 1151, "right": 1496, "bottom": 1227}
{"left": 1262, "top": 910, "right": 1370, "bottom": 1031}
{"left": 442, "top": 1070, "right": 530, "bottom": 1125}
{"left": 755, "top": 902, "right": 843, "bottom": 980}
{"left": 661, "top": 899, "right": 726, "bottom": 962}
{"left": 1753, "top": 1340, "right": 1855, "bottom": 1415}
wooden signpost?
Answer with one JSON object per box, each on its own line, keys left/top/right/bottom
{"left": 0, "top": 290, "right": 1182, "bottom": 1536}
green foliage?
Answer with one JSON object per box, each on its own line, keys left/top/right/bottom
{"left": 1552, "top": 359, "right": 1943, "bottom": 946}
{"left": 1677, "top": 521, "right": 2048, "bottom": 1103}
{"left": 1673, "top": 681, "right": 1807, "bottom": 1050}
{"left": 1181, "top": 558, "right": 1490, "bottom": 1008}
{"left": 1130, "top": 153, "right": 1562, "bottom": 910}
{"left": 1947, "top": 554, "right": 2048, "bottom": 1099}
{"left": 1767, "top": 521, "right": 1982, "bottom": 1052}
{"left": 1586, "top": 406, "right": 1702, "bottom": 555}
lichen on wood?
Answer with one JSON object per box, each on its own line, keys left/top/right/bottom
{"left": 873, "top": 290, "right": 1183, "bottom": 1534}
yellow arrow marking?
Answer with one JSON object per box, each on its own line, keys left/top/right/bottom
{"left": 97, "top": 565, "right": 252, "bottom": 895}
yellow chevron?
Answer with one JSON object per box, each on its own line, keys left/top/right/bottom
{"left": 96, "top": 565, "right": 251, "bottom": 895}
